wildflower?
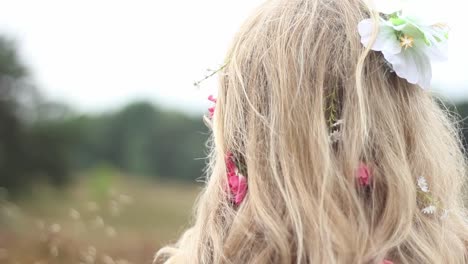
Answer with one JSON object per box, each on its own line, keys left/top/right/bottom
{"left": 226, "top": 152, "right": 248, "bottom": 205}
{"left": 49, "top": 245, "right": 59, "bottom": 257}
{"left": 92, "top": 216, "right": 105, "bottom": 228}
{"left": 208, "top": 95, "right": 217, "bottom": 119}
{"left": 357, "top": 163, "right": 371, "bottom": 186}
{"left": 422, "top": 205, "right": 437, "bottom": 214}
{"left": 417, "top": 176, "right": 429, "bottom": 192}
{"left": 82, "top": 253, "right": 95, "bottom": 264}
{"left": 358, "top": 0, "right": 449, "bottom": 89}
{"left": 400, "top": 34, "right": 415, "bottom": 49}
{"left": 49, "top": 223, "right": 61, "bottom": 233}
{"left": 87, "top": 246, "right": 97, "bottom": 257}
{"left": 105, "top": 226, "right": 117, "bottom": 237}
{"left": 329, "top": 119, "right": 343, "bottom": 143}
{"left": 69, "top": 208, "right": 81, "bottom": 220}
{"left": 329, "top": 130, "right": 342, "bottom": 143}
{"left": 331, "top": 119, "right": 343, "bottom": 128}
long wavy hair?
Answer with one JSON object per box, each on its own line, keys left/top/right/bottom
{"left": 155, "top": 0, "right": 468, "bottom": 263}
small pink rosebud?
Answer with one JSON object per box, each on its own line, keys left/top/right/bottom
{"left": 208, "top": 95, "right": 217, "bottom": 103}
{"left": 208, "top": 95, "right": 217, "bottom": 119}
{"left": 225, "top": 152, "right": 248, "bottom": 205}
{"left": 234, "top": 175, "right": 247, "bottom": 205}
{"left": 208, "top": 106, "right": 215, "bottom": 118}
{"left": 357, "top": 163, "right": 371, "bottom": 186}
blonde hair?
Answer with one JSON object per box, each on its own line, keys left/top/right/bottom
{"left": 156, "top": 0, "right": 468, "bottom": 263}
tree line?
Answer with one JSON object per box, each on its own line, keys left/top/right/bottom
{"left": 0, "top": 36, "right": 208, "bottom": 194}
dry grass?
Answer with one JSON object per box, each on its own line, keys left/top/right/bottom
{"left": 0, "top": 172, "right": 200, "bottom": 264}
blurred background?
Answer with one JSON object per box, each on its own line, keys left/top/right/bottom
{"left": 0, "top": 0, "right": 467, "bottom": 263}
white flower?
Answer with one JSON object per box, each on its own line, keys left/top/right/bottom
{"left": 102, "top": 255, "right": 115, "bottom": 264}
{"left": 383, "top": 42, "right": 432, "bottom": 89}
{"left": 422, "top": 205, "right": 437, "bottom": 214}
{"left": 440, "top": 209, "right": 449, "bottom": 219}
{"left": 87, "top": 246, "right": 97, "bottom": 257}
{"left": 358, "top": 2, "right": 449, "bottom": 89}
{"left": 332, "top": 119, "right": 344, "bottom": 128}
{"left": 358, "top": 19, "right": 402, "bottom": 54}
{"left": 417, "top": 176, "right": 429, "bottom": 192}
{"left": 330, "top": 130, "right": 342, "bottom": 143}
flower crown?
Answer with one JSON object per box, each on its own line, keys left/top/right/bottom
{"left": 358, "top": 0, "right": 449, "bottom": 89}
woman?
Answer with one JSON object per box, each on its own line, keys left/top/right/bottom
{"left": 156, "top": 0, "right": 468, "bottom": 263}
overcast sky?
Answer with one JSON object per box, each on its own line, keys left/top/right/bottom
{"left": 0, "top": 0, "right": 466, "bottom": 114}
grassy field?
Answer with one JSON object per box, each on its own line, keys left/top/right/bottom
{"left": 0, "top": 170, "right": 201, "bottom": 264}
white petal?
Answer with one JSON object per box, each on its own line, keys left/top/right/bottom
{"left": 332, "top": 119, "right": 344, "bottom": 127}
{"left": 417, "top": 176, "right": 429, "bottom": 192}
{"left": 407, "top": 22, "right": 449, "bottom": 47}
{"left": 330, "top": 130, "right": 342, "bottom": 143}
{"left": 424, "top": 41, "right": 448, "bottom": 62}
{"left": 358, "top": 19, "right": 401, "bottom": 54}
{"left": 383, "top": 47, "right": 432, "bottom": 89}
{"left": 370, "top": 0, "right": 405, "bottom": 14}
{"left": 390, "top": 23, "right": 408, "bottom": 31}
{"left": 422, "top": 205, "right": 437, "bottom": 214}
{"left": 358, "top": 19, "right": 375, "bottom": 46}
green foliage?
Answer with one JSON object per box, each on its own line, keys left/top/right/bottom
{"left": 0, "top": 36, "right": 72, "bottom": 194}
{"left": 67, "top": 102, "right": 209, "bottom": 181}
{"left": 87, "top": 165, "right": 117, "bottom": 199}
{"left": 0, "top": 37, "right": 26, "bottom": 78}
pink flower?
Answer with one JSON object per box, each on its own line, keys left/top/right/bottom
{"left": 382, "top": 260, "right": 393, "bottom": 264}
{"left": 225, "top": 152, "right": 248, "bottom": 205}
{"left": 226, "top": 152, "right": 237, "bottom": 177}
{"left": 357, "top": 163, "right": 371, "bottom": 186}
{"left": 208, "top": 95, "right": 217, "bottom": 119}
{"left": 208, "top": 95, "right": 217, "bottom": 103}
{"left": 229, "top": 174, "right": 247, "bottom": 205}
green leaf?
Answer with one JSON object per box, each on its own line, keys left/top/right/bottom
{"left": 390, "top": 17, "right": 406, "bottom": 26}
{"left": 424, "top": 36, "right": 431, "bottom": 46}
{"left": 389, "top": 13, "right": 399, "bottom": 19}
